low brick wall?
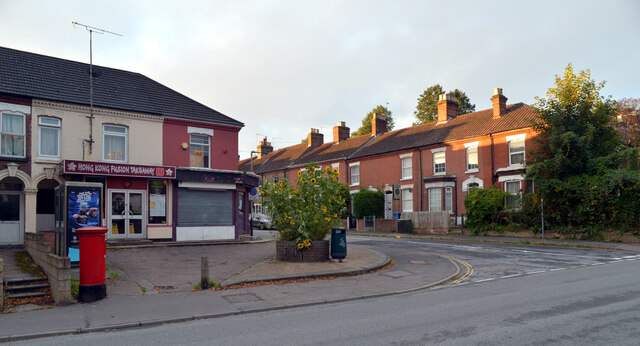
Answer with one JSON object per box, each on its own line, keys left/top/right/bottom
{"left": 276, "top": 240, "right": 329, "bottom": 262}
{"left": 1, "top": 257, "right": 4, "bottom": 312}
{"left": 25, "top": 233, "right": 73, "bottom": 305}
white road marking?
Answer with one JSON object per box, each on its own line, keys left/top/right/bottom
{"left": 549, "top": 268, "right": 567, "bottom": 272}
{"left": 473, "top": 278, "right": 496, "bottom": 283}
{"left": 500, "top": 274, "right": 522, "bottom": 279}
{"left": 591, "top": 263, "right": 604, "bottom": 266}
{"left": 525, "top": 270, "right": 547, "bottom": 275}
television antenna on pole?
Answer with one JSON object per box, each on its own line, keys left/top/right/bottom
{"left": 72, "top": 21, "right": 122, "bottom": 158}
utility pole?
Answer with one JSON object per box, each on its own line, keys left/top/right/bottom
{"left": 72, "top": 21, "right": 122, "bottom": 158}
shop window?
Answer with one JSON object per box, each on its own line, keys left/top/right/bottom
{"left": 103, "top": 124, "right": 127, "bottom": 162}
{"left": 39, "top": 116, "right": 61, "bottom": 158}
{"left": 190, "top": 134, "right": 210, "bottom": 168}
{"left": 148, "top": 180, "right": 167, "bottom": 224}
{"left": 0, "top": 112, "right": 25, "bottom": 157}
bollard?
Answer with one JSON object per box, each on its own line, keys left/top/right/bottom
{"left": 201, "top": 256, "right": 210, "bottom": 289}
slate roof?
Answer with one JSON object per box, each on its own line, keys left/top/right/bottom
{"left": 239, "top": 103, "right": 537, "bottom": 174}
{"left": 0, "top": 46, "right": 243, "bottom": 127}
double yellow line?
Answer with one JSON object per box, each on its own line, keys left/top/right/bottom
{"left": 443, "top": 256, "right": 474, "bottom": 285}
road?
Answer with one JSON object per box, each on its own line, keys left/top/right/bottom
{"left": 16, "top": 235, "right": 640, "bottom": 345}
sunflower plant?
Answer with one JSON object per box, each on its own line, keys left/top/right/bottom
{"left": 261, "top": 163, "right": 346, "bottom": 248}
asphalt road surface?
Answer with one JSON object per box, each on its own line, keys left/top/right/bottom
{"left": 17, "top": 235, "right": 640, "bottom": 345}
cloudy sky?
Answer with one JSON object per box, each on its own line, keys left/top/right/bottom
{"left": 1, "top": 0, "right": 638, "bottom": 159}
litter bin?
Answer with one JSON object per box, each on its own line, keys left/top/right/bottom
{"left": 331, "top": 227, "right": 347, "bottom": 260}
{"left": 396, "top": 219, "right": 413, "bottom": 234}
{"left": 393, "top": 212, "right": 401, "bottom": 220}
{"left": 77, "top": 226, "right": 108, "bottom": 303}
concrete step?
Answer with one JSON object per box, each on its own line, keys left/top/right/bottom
{"left": 5, "top": 291, "right": 52, "bottom": 299}
{"left": 107, "top": 239, "right": 154, "bottom": 246}
{"left": 4, "top": 283, "right": 50, "bottom": 292}
{"left": 3, "top": 277, "right": 47, "bottom": 286}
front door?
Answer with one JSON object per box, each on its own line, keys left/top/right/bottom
{"left": 0, "top": 191, "right": 23, "bottom": 245}
{"left": 384, "top": 192, "right": 393, "bottom": 219}
{"left": 108, "top": 190, "right": 146, "bottom": 239}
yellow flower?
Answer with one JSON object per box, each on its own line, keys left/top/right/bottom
{"left": 297, "top": 171, "right": 302, "bottom": 176}
{"left": 332, "top": 168, "right": 339, "bottom": 176}
{"left": 325, "top": 217, "right": 331, "bottom": 221}
{"left": 310, "top": 178, "right": 317, "bottom": 184}
{"left": 334, "top": 213, "right": 338, "bottom": 218}
{"left": 297, "top": 243, "right": 304, "bottom": 249}
{"left": 322, "top": 206, "right": 327, "bottom": 213}
{"left": 303, "top": 239, "right": 311, "bottom": 247}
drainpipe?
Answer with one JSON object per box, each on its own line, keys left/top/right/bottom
{"left": 490, "top": 134, "right": 496, "bottom": 185}
{"left": 418, "top": 148, "right": 423, "bottom": 211}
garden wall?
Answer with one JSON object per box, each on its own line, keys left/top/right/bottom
{"left": 25, "top": 233, "right": 73, "bottom": 305}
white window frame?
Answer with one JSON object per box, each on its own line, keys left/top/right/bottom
{"left": 103, "top": 124, "right": 128, "bottom": 162}
{"left": 349, "top": 162, "right": 360, "bottom": 186}
{"left": 445, "top": 187, "right": 453, "bottom": 212}
{"left": 0, "top": 111, "right": 26, "bottom": 158}
{"left": 400, "top": 154, "right": 413, "bottom": 180}
{"left": 38, "top": 116, "right": 61, "bottom": 159}
{"left": 190, "top": 133, "right": 211, "bottom": 168}
{"left": 433, "top": 152, "right": 446, "bottom": 175}
{"left": 465, "top": 141, "right": 479, "bottom": 172}
{"left": 428, "top": 188, "right": 441, "bottom": 211}
{"left": 401, "top": 187, "right": 413, "bottom": 212}
{"left": 507, "top": 134, "right": 526, "bottom": 166}
{"left": 504, "top": 180, "right": 522, "bottom": 209}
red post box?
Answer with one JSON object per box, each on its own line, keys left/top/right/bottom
{"left": 77, "top": 226, "right": 108, "bottom": 302}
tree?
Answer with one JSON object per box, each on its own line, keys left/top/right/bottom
{"left": 528, "top": 63, "right": 621, "bottom": 182}
{"left": 527, "top": 64, "right": 640, "bottom": 230}
{"left": 412, "top": 84, "right": 476, "bottom": 125}
{"left": 351, "top": 105, "right": 395, "bottom": 136}
{"left": 615, "top": 98, "right": 640, "bottom": 147}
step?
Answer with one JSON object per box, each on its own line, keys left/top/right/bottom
{"left": 3, "top": 276, "right": 48, "bottom": 286}
{"left": 5, "top": 291, "right": 52, "bottom": 299}
{"left": 4, "top": 283, "right": 51, "bottom": 292}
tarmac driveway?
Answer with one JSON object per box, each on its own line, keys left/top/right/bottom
{"left": 105, "top": 242, "right": 275, "bottom": 296}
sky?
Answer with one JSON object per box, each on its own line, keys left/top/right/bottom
{"left": 1, "top": 0, "right": 639, "bottom": 159}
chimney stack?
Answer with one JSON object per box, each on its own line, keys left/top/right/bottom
{"left": 307, "top": 128, "right": 324, "bottom": 147}
{"left": 372, "top": 113, "right": 387, "bottom": 136}
{"left": 491, "top": 88, "right": 508, "bottom": 119}
{"left": 333, "top": 121, "right": 350, "bottom": 143}
{"left": 257, "top": 137, "right": 273, "bottom": 159}
{"left": 437, "top": 93, "right": 458, "bottom": 124}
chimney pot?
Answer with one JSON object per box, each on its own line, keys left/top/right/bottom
{"left": 256, "top": 136, "right": 273, "bottom": 159}
{"left": 491, "top": 88, "right": 508, "bottom": 119}
{"left": 308, "top": 128, "right": 324, "bottom": 147}
{"left": 333, "top": 121, "right": 350, "bottom": 142}
{"left": 437, "top": 92, "right": 458, "bottom": 124}
{"left": 372, "top": 113, "right": 387, "bottom": 136}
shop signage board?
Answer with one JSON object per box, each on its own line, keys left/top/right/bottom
{"left": 61, "top": 160, "right": 176, "bottom": 179}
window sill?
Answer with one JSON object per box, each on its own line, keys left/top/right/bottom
{"left": 400, "top": 177, "right": 413, "bottom": 181}
{"left": 465, "top": 169, "right": 479, "bottom": 174}
{"left": 35, "top": 158, "right": 61, "bottom": 164}
{"left": 350, "top": 183, "right": 359, "bottom": 187}
{"left": 434, "top": 172, "right": 446, "bottom": 176}
{"left": 0, "top": 156, "right": 28, "bottom": 162}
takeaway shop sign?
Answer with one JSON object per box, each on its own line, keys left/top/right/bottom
{"left": 62, "top": 160, "right": 176, "bottom": 179}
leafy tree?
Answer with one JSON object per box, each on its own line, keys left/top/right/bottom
{"left": 351, "top": 105, "right": 395, "bottom": 136}
{"left": 527, "top": 64, "right": 640, "bottom": 230}
{"left": 528, "top": 64, "right": 621, "bottom": 182}
{"left": 412, "top": 84, "right": 476, "bottom": 125}
{"left": 352, "top": 189, "right": 384, "bottom": 218}
{"left": 615, "top": 97, "right": 640, "bottom": 147}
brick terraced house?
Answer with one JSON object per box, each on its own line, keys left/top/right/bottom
{"left": 239, "top": 88, "right": 537, "bottom": 221}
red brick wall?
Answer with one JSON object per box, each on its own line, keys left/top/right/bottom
{"left": 163, "top": 118, "right": 240, "bottom": 170}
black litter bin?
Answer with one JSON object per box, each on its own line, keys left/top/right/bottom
{"left": 331, "top": 227, "right": 347, "bottom": 260}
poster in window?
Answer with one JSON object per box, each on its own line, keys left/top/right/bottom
{"left": 150, "top": 194, "right": 166, "bottom": 217}
{"left": 67, "top": 186, "right": 101, "bottom": 262}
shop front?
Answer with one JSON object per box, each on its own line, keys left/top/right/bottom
{"left": 60, "top": 160, "right": 176, "bottom": 241}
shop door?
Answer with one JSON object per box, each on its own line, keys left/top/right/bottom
{"left": 109, "top": 190, "right": 146, "bottom": 239}
{"left": 0, "top": 192, "right": 23, "bottom": 245}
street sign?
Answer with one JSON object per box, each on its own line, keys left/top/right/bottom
{"left": 249, "top": 187, "right": 260, "bottom": 201}
{"left": 392, "top": 184, "right": 401, "bottom": 200}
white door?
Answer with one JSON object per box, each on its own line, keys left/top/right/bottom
{"left": 0, "top": 192, "right": 23, "bottom": 245}
{"left": 108, "top": 190, "right": 146, "bottom": 239}
{"left": 385, "top": 192, "right": 393, "bottom": 219}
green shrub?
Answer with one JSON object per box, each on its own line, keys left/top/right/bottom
{"left": 464, "top": 186, "right": 507, "bottom": 228}
{"left": 352, "top": 189, "right": 384, "bottom": 219}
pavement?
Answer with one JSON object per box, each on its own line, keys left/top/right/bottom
{"left": 0, "top": 236, "right": 459, "bottom": 342}
{"left": 2, "top": 230, "right": 638, "bottom": 342}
